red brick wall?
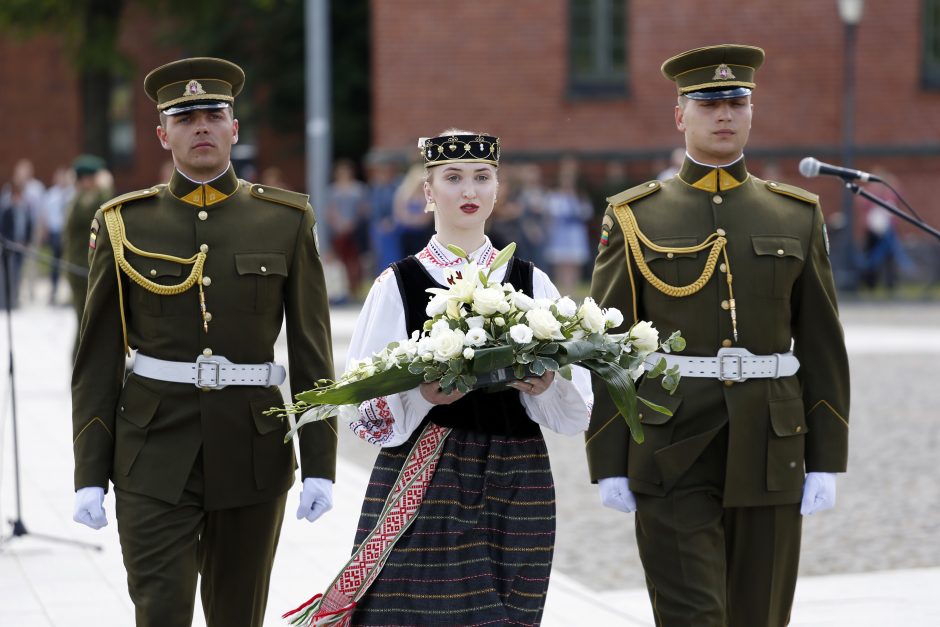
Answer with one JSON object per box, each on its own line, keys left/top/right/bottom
{"left": 371, "top": 0, "right": 940, "bottom": 235}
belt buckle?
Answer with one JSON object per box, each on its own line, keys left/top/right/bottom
{"left": 196, "top": 356, "right": 223, "bottom": 389}
{"left": 716, "top": 348, "right": 747, "bottom": 382}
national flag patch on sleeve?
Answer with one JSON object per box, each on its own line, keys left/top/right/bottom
{"left": 599, "top": 214, "right": 614, "bottom": 247}
{"left": 89, "top": 218, "right": 100, "bottom": 249}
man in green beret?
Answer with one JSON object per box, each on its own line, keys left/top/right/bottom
{"left": 70, "top": 57, "right": 336, "bottom": 627}
{"left": 585, "top": 44, "right": 850, "bottom": 626}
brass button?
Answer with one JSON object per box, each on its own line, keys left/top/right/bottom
{"left": 716, "top": 228, "right": 726, "bottom": 237}
{"left": 198, "top": 210, "right": 208, "bottom": 221}
{"left": 789, "top": 461, "right": 797, "bottom": 468}
{"left": 647, "top": 182, "right": 657, "bottom": 188}
{"left": 204, "top": 312, "right": 213, "bottom": 322}
{"left": 713, "top": 195, "right": 723, "bottom": 204}
{"left": 721, "top": 339, "right": 733, "bottom": 347}
{"left": 202, "top": 348, "right": 213, "bottom": 357}
{"left": 260, "top": 265, "right": 267, "bottom": 273}
{"left": 770, "top": 182, "right": 779, "bottom": 188}
{"left": 202, "top": 276, "right": 212, "bottom": 286}
{"left": 120, "top": 406, "right": 125, "bottom": 412}
{"left": 666, "top": 252, "right": 675, "bottom": 260}
{"left": 200, "top": 244, "right": 209, "bottom": 253}
{"left": 795, "top": 425, "right": 802, "bottom": 433}
{"left": 149, "top": 269, "right": 157, "bottom": 276}
{"left": 257, "top": 187, "right": 265, "bottom": 194}
{"left": 719, "top": 263, "right": 727, "bottom": 273}
{"left": 721, "top": 300, "right": 730, "bottom": 310}
{"left": 724, "top": 380, "right": 734, "bottom": 387}
{"left": 777, "top": 248, "right": 785, "bottom": 256}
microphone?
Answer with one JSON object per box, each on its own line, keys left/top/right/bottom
{"left": 799, "top": 157, "right": 882, "bottom": 183}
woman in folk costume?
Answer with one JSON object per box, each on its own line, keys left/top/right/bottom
{"left": 296, "top": 130, "right": 592, "bottom": 626}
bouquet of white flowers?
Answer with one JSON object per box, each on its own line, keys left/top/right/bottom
{"left": 270, "top": 243, "right": 684, "bottom": 443}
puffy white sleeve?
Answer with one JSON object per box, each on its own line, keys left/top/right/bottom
{"left": 345, "top": 268, "right": 434, "bottom": 448}
{"left": 518, "top": 267, "right": 593, "bottom": 435}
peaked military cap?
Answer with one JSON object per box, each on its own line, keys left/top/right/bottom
{"left": 662, "top": 44, "right": 764, "bottom": 101}
{"left": 144, "top": 57, "right": 245, "bottom": 115}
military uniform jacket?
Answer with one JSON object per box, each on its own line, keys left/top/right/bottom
{"left": 72, "top": 166, "right": 336, "bottom": 510}
{"left": 585, "top": 157, "right": 850, "bottom": 507}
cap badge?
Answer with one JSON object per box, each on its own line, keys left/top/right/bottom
{"left": 713, "top": 64, "right": 736, "bottom": 81}
{"left": 185, "top": 79, "right": 206, "bottom": 96}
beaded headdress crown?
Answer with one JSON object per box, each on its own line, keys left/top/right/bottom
{"left": 419, "top": 134, "right": 500, "bottom": 166}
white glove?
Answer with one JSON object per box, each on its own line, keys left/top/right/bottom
{"left": 73, "top": 486, "right": 108, "bottom": 529}
{"left": 296, "top": 477, "right": 333, "bottom": 523}
{"left": 801, "top": 472, "right": 837, "bottom": 516}
{"left": 599, "top": 476, "right": 637, "bottom": 514}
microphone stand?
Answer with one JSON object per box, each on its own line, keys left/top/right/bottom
{"left": 845, "top": 182, "right": 940, "bottom": 241}
{"left": 0, "top": 237, "right": 101, "bottom": 551}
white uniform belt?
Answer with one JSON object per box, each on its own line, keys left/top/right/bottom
{"left": 133, "top": 353, "right": 286, "bottom": 389}
{"left": 644, "top": 347, "right": 799, "bottom": 382}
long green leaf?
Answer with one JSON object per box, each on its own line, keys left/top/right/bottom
{"left": 582, "top": 359, "right": 644, "bottom": 443}
{"left": 295, "top": 366, "right": 424, "bottom": 406}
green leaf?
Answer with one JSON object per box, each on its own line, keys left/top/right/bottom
{"left": 539, "top": 356, "right": 560, "bottom": 371}
{"left": 530, "top": 360, "right": 546, "bottom": 376}
{"left": 581, "top": 359, "right": 644, "bottom": 444}
{"left": 295, "top": 365, "right": 425, "bottom": 407}
{"left": 470, "top": 344, "right": 515, "bottom": 374}
{"left": 558, "top": 365, "right": 573, "bottom": 380}
{"left": 638, "top": 397, "right": 673, "bottom": 416}
{"left": 408, "top": 362, "right": 426, "bottom": 375}
{"left": 646, "top": 356, "right": 666, "bottom": 378}
{"left": 538, "top": 342, "right": 560, "bottom": 355}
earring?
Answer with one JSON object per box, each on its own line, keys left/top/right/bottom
{"left": 424, "top": 199, "right": 436, "bottom": 213}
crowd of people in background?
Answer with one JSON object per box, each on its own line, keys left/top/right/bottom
{"left": 0, "top": 152, "right": 935, "bottom": 313}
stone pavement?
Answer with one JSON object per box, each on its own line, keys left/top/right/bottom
{"left": 1, "top": 302, "right": 939, "bottom": 626}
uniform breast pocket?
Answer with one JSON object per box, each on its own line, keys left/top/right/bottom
{"left": 234, "top": 252, "right": 288, "bottom": 313}
{"left": 643, "top": 236, "right": 700, "bottom": 286}
{"left": 751, "top": 235, "right": 805, "bottom": 299}
{"left": 128, "top": 258, "right": 184, "bottom": 316}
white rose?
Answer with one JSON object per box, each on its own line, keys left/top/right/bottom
{"left": 472, "top": 286, "right": 506, "bottom": 316}
{"left": 578, "top": 297, "right": 606, "bottom": 333}
{"left": 555, "top": 296, "right": 577, "bottom": 318}
{"left": 425, "top": 293, "right": 449, "bottom": 317}
{"left": 431, "top": 329, "right": 465, "bottom": 362}
{"left": 417, "top": 336, "right": 434, "bottom": 356}
{"left": 631, "top": 320, "right": 660, "bottom": 353}
{"left": 629, "top": 363, "right": 647, "bottom": 381}
{"left": 533, "top": 298, "right": 553, "bottom": 310}
{"left": 525, "top": 308, "right": 564, "bottom": 340}
{"left": 430, "top": 319, "right": 451, "bottom": 337}
{"left": 511, "top": 292, "right": 535, "bottom": 312}
{"left": 604, "top": 307, "right": 625, "bottom": 329}
{"left": 509, "top": 323, "right": 534, "bottom": 344}
{"left": 463, "top": 347, "right": 475, "bottom": 360}
{"left": 464, "top": 327, "right": 487, "bottom": 346}
{"left": 466, "top": 315, "right": 485, "bottom": 330}
{"left": 494, "top": 316, "right": 506, "bottom": 326}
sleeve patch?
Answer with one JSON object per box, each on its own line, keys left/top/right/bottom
{"left": 599, "top": 214, "right": 614, "bottom": 247}
{"left": 89, "top": 218, "right": 100, "bottom": 249}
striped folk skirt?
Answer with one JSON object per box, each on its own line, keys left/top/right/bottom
{"left": 350, "top": 426, "right": 556, "bottom": 626}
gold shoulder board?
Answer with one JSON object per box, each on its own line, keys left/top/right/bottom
{"left": 99, "top": 186, "right": 163, "bottom": 212}
{"left": 249, "top": 183, "right": 309, "bottom": 210}
{"left": 766, "top": 181, "right": 818, "bottom": 205}
{"left": 607, "top": 180, "right": 662, "bottom": 207}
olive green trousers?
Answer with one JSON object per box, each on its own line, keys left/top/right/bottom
{"left": 114, "top": 457, "right": 287, "bottom": 627}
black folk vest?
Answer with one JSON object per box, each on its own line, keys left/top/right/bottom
{"left": 391, "top": 255, "right": 540, "bottom": 437}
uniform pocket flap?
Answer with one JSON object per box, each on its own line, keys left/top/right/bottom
{"left": 769, "top": 397, "right": 808, "bottom": 437}
{"left": 235, "top": 252, "right": 288, "bottom": 277}
{"left": 118, "top": 377, "right": 161, "bottom": 428}
{"left": 636, "top": 378, "right": 683, "bottom": 425}
{"left": 751, "top": 235, "right": 804, "bottom": 260}
{"left": 251, "top": 399, "right": 286, "bottom": 435}
{"left": 643, "top": 236, "right": 700, "bottom": 262}
{"left": 128, "top": 256, "right": 184, "bottom": 278}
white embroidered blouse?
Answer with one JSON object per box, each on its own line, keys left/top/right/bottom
{"left": 346, "top": 236, "right": 594, "bottom": 448}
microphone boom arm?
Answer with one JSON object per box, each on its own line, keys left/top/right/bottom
{"left": 845, "top": 182, "right": 940, "bottom": 242}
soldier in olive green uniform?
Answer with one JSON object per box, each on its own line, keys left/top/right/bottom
{"left": 63, "top": 154, "right": 109, "bottom": 360}
{"left": 585, "top": 45, "right": 850, "bottom": 626}
{"left": 70, "top": 58, "right": 336, "bottom": 627}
